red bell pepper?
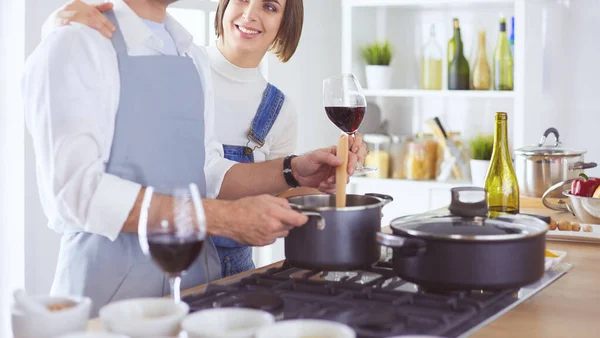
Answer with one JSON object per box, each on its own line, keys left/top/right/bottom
{"left": 570, "top": 173, "right": 600, "bottom": 197}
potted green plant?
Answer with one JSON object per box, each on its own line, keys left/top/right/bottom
{"left": 361, "top": 40, "right": 394, "bottom": 89}
{"left": 469, "top": 134, "right": 494, "bottom": 187}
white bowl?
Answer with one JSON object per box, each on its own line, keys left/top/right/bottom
{"left": 99, "top": 298, "right": 189, "bottom": 337}
{"left": 255, "top": 319, "right": 355, "bottom": 338}
{"left": 11, "top": 295, "right": 92, "bottom": 338}
{"left": 182, "top": 308, "right": 275, "bottom": 338}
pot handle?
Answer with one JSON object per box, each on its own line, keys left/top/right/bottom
{"left": 376, "top": 232, "right": 426, "bottom": 256}
{"left": 541, "top": 179, "right": 575, "bottom": 214}
{"left": 569, "top": 161, "right": 597, "bottom": 171}
{"left": 365, "top": 193, "right": 394, "bottom": 206}
{"left": 291, "top": 206, "right": 326, "bottom": 230}
{"left": 538, "top": 127, "right": 560, "bottom": 147}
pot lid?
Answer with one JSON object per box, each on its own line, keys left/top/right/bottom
{"left": 514, "top": 127, "right": 585, "bottom": 157}
{"left": 390, "top": 187, "right": 547, "bottom": 241}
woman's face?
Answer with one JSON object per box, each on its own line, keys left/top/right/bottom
{"left": 221, "top": 0, "right": 286, "bottom": 57}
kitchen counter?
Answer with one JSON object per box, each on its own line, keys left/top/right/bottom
{"left": 87, "top": 198, "right": 600, "bottom": 337}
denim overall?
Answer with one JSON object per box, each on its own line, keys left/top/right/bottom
{"left": 212, "top": 83, "right": 285, "bottom": 277}
{"left": 50, "top": 11, "right": 221, "bottom": 316}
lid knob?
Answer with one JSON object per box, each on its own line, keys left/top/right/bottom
{"left": 538, "top": 127, "right": 560, "bottom": 148}
{"left": 448, "top": 187, "right": 489, "bottom": 218}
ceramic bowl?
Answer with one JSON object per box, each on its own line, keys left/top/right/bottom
{"left": 182, "top": 308, "right": 275, "bottom": 338}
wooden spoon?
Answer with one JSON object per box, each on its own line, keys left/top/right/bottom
{"left": 336, "top": 134, "right": 349, "bottom": 207}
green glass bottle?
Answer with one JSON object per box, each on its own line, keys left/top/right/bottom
{"left": 448, "top": 19, "right": 470, "bottom": 90}
{"left": 447, "top": 18, "right": 457, "bottom": 67}
{"left": 493, "top": 17, "right": 514, "bottom": 90}
{"left": 484, "top": 112, "right": 519, "bottom": 214}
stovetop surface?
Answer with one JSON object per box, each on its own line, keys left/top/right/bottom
{"left": 182, "top": 261, "right": 571, "bottom": 338}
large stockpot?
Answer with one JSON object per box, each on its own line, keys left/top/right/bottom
{"left": 514, "top": 127, "right": 596, "bottom": 198}
{"left": 285, "top": 193, "right": 393, "bottom": 271}
{"left": 377, "top": 187, "right": 548, "bottom": 290}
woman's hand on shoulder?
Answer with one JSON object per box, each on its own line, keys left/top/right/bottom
{"left": 56, "top": 0, "right": 115, "bottom": 39}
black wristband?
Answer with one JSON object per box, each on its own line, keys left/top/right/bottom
{"left": 283, "top": 155, "right": 300, "bottom": 188}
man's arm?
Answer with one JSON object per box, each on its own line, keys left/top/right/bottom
{"left": 121, "top": 188, "right": 308, "bottom": 247}
{"left": 23, "top": 26, "right": 140, "bottom": 241}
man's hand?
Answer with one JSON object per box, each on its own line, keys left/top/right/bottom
{"left": 211, "top": 195, "right": 309, "bottom": 246}
{"left": 56, "top": 0, "right": 115, "bottom": 38}
{"left": 291, "top": 146, "right": 358, "bottom": 193}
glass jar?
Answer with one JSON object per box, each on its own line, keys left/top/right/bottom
{"left": 390, "top": 135, "right": 409, "bottom": 179}
{"left": 423, "top": 135, "right": 440, "bottom": 180}
{"left": 405, "top": 137, "right": 432, "bottom": 180}
{"left": 363, "top": 133, "right": 391, "bottom": 179}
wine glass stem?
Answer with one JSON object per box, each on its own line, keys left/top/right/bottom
{"left": 169, "top": 275, "right": 182, "bottom": 303}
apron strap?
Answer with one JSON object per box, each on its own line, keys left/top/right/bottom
{"left": 104, "top": 10, "right": 128, "bottom": 56}
{"left": 246, "top": 83, "right": 285, "bottom": 152}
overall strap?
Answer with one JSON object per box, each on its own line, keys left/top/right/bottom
{"left": 244, "top": 83, "right": 285, "bottom": 155}
{"left": 104, "top": 10, "right": 128, "bottom": 55}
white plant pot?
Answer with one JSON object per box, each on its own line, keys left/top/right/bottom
{"left": 470, "top": 159, "right": 491, "bottom": 187}
{"left": 365, "top": 65, "right": 393, "bottom": 90}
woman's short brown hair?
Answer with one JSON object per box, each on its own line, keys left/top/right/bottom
{"left": 214, "top": 0, "right": 304, "bottom": 63}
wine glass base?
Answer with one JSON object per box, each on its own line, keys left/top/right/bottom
{"left": 352, "top": 166, "right": 378, "bottom": 177}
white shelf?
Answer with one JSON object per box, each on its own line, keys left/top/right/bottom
{"left": 345, "top": 0, "right": 514, "bottom": 8}
{"left": 363, "top": 89, "right": 515, "bottom": 99}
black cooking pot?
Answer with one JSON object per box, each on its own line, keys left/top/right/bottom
{"left": 286, "top": 193, "right": 393, "bottom": 271}
{"left": 377, "top": 187, "right": 548, "bottom": 290}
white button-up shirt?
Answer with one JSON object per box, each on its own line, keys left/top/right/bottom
{"left": 23, "top": 0, "right": 235, "bottom": 241}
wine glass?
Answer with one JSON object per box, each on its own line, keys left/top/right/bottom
{"left": 323, "top": 73, "right": 377, "bottom": 175}
{"left": 138, "top": 183, "right": 207, "bottom": 303}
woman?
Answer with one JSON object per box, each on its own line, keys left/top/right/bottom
{"left": 47, "top": 0, "right": 367, "bottom": 277}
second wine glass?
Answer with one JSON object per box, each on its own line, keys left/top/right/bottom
{"left": 323, "top": 73, "right": 377, "bottom": 175}
{"left": 138, "top": 183, "right": 207, "bottom": 303}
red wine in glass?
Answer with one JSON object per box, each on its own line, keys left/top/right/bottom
{"left": 138, "top": 183, "right": 207, "bottom": 303}
{"left": 147, "top": 231, "right": 204, "bottom": 275}
{"left": 324, "top": 106, "right": 365, "bottom": 134}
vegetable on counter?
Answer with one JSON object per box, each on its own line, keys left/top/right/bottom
{"left": 570, "top": 173, "right": 600, "bottom": 197}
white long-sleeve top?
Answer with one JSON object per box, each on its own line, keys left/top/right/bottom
{"left": 206, "top": 45, "right": 297, "bottom": 161}
{"left": 22, "top": 0, "right": 235, "bottom": 241}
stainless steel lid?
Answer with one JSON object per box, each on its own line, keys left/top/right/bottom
{"left": 390, "top": 187, "right": 548, "bottom": 241}
{"left": 514, "top": 127, "right": 586, "bottom": 157}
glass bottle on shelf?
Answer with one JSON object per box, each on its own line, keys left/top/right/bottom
{"left": 509, "top": 16, "right": 515, "bottom": 57}
{"left": 471, "top": 30, "right": 491, "bottom": 90}
{"left": 493, "top": 17, "right": 514, "bottom": 91}
{"left": 448, "top": 18, "right": 470, "bottom": 90}
{"left": 484, "top": 112, "right": 519, "bottom": 214}
{"left": 421, "top": 24, "right": 443, "bottom": 90}
{"left": 447, "top": 18, "right": 457, "bottom": 68}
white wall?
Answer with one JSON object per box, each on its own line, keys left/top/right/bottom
{"left": 23, "top": 0, "right": 67, "bottom": 297}
{"left": 1, "top": 0, "right": 26, "bottom": 336}
{"left": 561, "top": 0, "right": 600, "bottom": 177}
{"left": 267, "top": 0, "right": 342, "bottom": 153}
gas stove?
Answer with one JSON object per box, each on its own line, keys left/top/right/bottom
{"left": 182, "top": 260, "right": 571, "bottom": 338}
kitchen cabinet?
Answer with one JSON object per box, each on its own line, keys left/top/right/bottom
{"left": 348, "top": 177, "right": 470, "bottom": 225}
{"left": 342, "top": 0, "right": 570, "bottom": 206}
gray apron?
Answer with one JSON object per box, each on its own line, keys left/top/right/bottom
{"left": 50, "top": 11, "right": 221, "bottom": 316}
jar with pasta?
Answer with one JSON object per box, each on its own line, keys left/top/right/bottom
{"left": 363, "top": 133, "right": 391, "bottom": 179}
{"left": 405, "top": 137, "right": 432, "bottom": 180}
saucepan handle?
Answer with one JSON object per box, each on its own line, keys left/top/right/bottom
{"left": 376, "top": 232, "right": 427, "bottom": 257}
{"left": 542, "top": 179, "right": 575, "bottom": 214}
{"left": 569, "top": 161, "right": 597, "bottom": 171}
{"left": 365, "top": 193, "right": 394, "bottom": 206}
{"left": 291, "top": 206, "right": 326, "bottom": 230}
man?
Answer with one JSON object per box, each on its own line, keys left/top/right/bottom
{"left": 23, "top": 0, "right": 360, "bottom": 315}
